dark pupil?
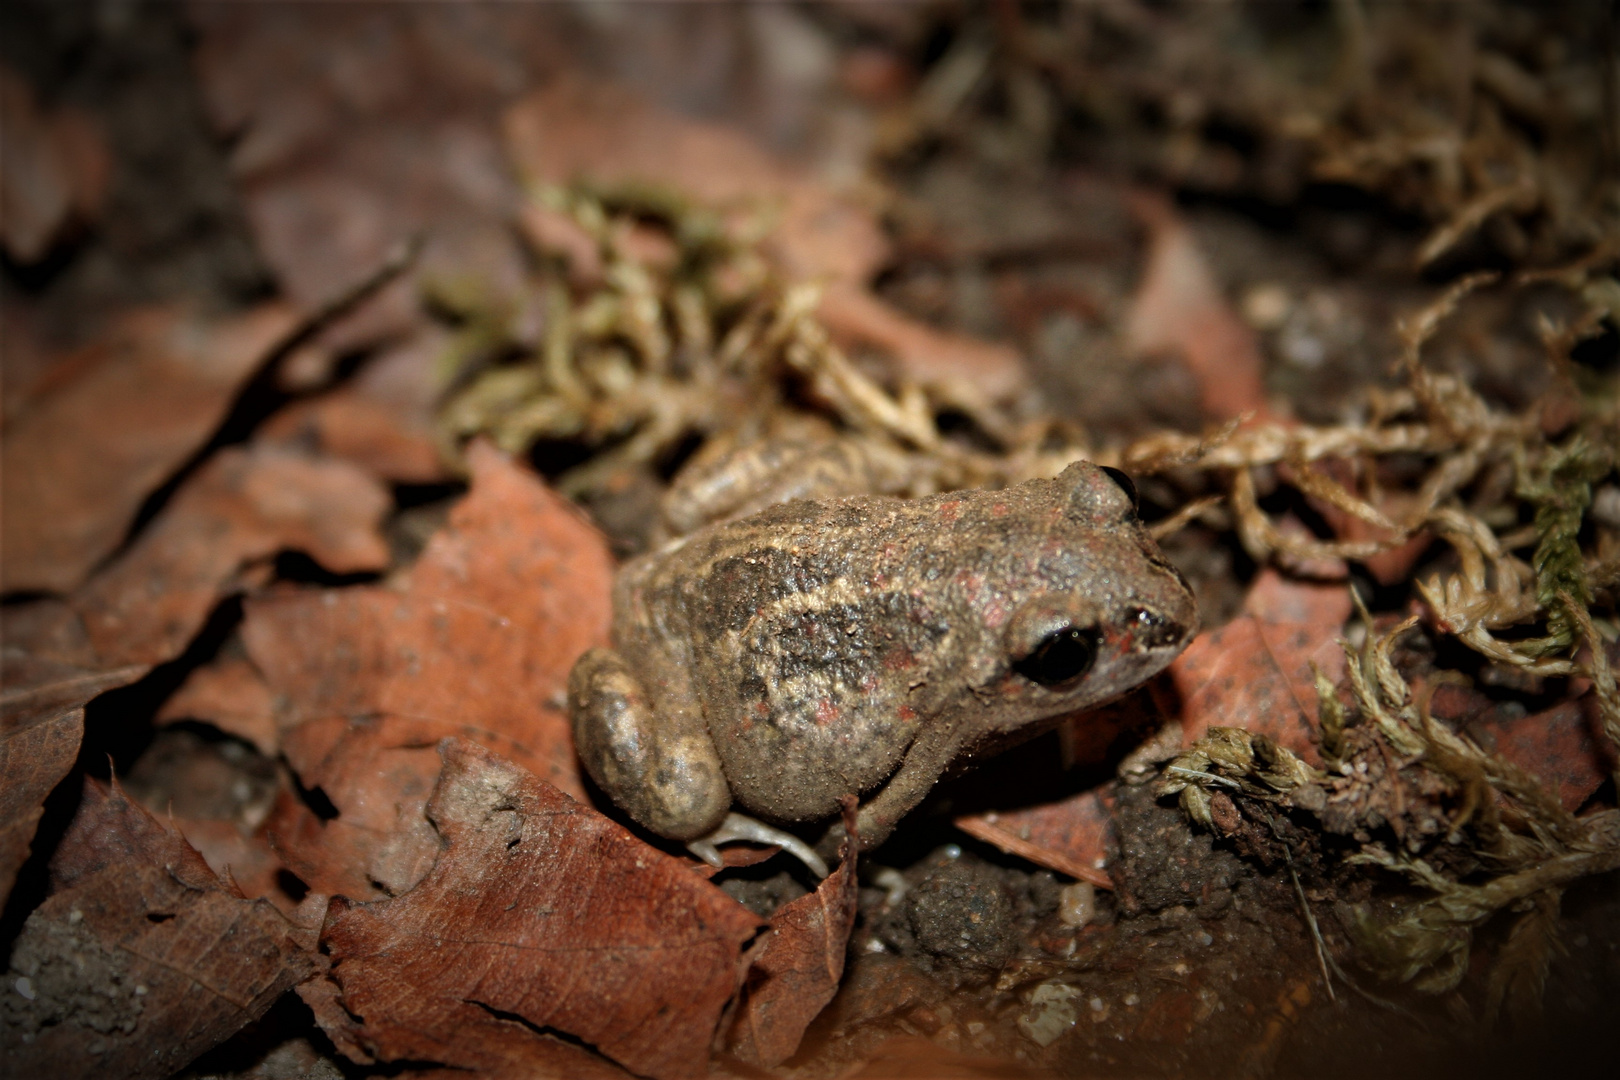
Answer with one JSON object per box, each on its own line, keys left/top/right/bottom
{"left": 1014, "top": 626, "right": 1098, "bottom": 687}
{"left": 1100, "top": 466, "right": 1139, "bottom": 513}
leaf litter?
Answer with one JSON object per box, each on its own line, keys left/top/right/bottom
{"left": 2, "top": 4, "right": 1617, "bottom": 1079}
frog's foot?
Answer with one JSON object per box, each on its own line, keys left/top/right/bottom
{"left": 687, "top": 812, "right": 829, "bottom": 879}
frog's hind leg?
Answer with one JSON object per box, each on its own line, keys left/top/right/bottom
{"left": 568, "top": 646, "right": 730, "bottom": 842}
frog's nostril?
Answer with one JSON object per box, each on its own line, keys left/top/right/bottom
{"left": 1123, "top": 606, "right": 1188, "bottom": 651}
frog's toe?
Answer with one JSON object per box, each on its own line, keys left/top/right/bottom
{"left": 687, "top": 812, "right": 829, "bottom": 879}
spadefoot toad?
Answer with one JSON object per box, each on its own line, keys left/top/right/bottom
{"left": 569, "top": 461, "right": 1197, "bottom": 867}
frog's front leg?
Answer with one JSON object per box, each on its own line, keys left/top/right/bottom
{"left": 850, "top": 722, "right": 969, "bottom": 851}
{"left": 568, "top": 646, "right": 730, "bottom": 841}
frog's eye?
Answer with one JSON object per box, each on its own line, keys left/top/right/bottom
{"left": 1013, "top": 624, "right": 1099, "bottom": 687}
{"left": 1100, "top": 466, "right": 1139, "bottom": 515}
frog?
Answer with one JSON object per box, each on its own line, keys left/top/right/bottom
{"left": 568, "top": 460, "right": 1198, "bottom": 873}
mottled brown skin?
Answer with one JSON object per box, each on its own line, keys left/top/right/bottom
{"left": 569, "top": 461, "right": 1198, "bottom": 850}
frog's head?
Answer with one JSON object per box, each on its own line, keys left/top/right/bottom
{"left": 966, "top": 461, "right": 1198, "bottom": 732}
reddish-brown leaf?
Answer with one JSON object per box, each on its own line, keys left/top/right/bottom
{"left": 1430, "top": 682, "right": 1616, "bottom": 813}
{"left": 0, "top": 704, "right": 86, "bottom": 904}
{"left": 1, "top": 303, "right": 298, "bottom": 593}
{"left": 2, "top": 778, "right": 321, "bottom": 1080}
{"left": 265, "top": 716, "right": 444, "bottom": 901}
{"left": 951, "top": 695, "right": 1163, "bottom": 887}
{"left": 1170, "top": 568, "right": 1352, "bottom": 762}
{"left": 0, "top": 65, "right": 108, "bottom": 263}
{"left": 242, "top": 441, "right": 612, "bottom": 801}
{"left": 503, "top": 75, "right": 1026, "bottom": 400}
{"left": 504, "top": 74, "right": 887, "bottom": 285}
{"left": 75, "top": 443, "right": 391, "bottom": 668}
{"left": 156, "top": 654, "right": 279, "bottom": 756}
{"left": 1, "top": 598, "right": 149, "bottom": 904}
{"left": 1124, "top": 194, "right": 1268, "bottom": 423}
{"left": 817, "top": 282, "right": 1028, "bottom": 401}
{"left": 189, "top": 4, "right": 562, "bottom": 354}
{"left": 302, "top": 739, "right": 763, "bottom": 1080}
{"left": 955, "top": 786, "right": 1118, "bottom": 890}
{"left": 728, "top": 803, "right": 861, "bottom": 1067}
{"left": 259, "top": 325, "right": 452, "bottom": 484}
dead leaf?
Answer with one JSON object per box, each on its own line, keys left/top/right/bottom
{"left": 242, "top": 441, "right": 612, "bottom": 800}
{"left": 952, "top": 696, "right": 1161, "bottom": 887}
{"left": 954, "top": 786, "right": 1117, "bottom": 890}
{"left": 1125, "top": 193, "right": 1269, "bottom": 423}
{"left": 265, "top": 716, "right": 444, "bottom": 902}
{"left": 159, "top": 815, "right": 290, "bottom": 911}
{"left": 190, "top": 4, "right": 549, "bottom": 354}
{"left": 1, "top": 599, "right": 148, "bottom": 904}
{"left": 818, "top": 282, "right": 1029, "bottom": 401}
{"left": 0, "top": 704, "right": 85, "bottom": 906}
{"left": 1434, "top": 684, "right": 1617, "bottom": 813}
{"left": 503, "top": 75, "right": 1027, "bottom": 399}
{"left": 1, "top": 303, "right": 299, "bottom": 593}
{"left": 728, "top": 802, "right": 861, "bottom": 1067}
{"left": 156, "top": 654, "right": 278, "bottom": 756}
{"left": 504, "top": 73, "right": 887, "bottom": 285}
{"left": 1170, "top": 568, "right": 1352, "bottom": 762}
{"left": 0, "top": 778, "right": 321, "bottom": 1080}
{"left": 259, "top": 324, "right": 452, "bottom": 484}
{"left": 0, "top": 65, "right": 109, "bottom": 263}
{"left": 75, "top": 443, "right": 391, "bottom": 668}
{"left": 301, "top": 738, "right": 762, "bottom": 1080}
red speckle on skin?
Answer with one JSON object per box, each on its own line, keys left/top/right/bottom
{"left": 990, "top": 501, "right": 1009, "bottom": 517}
{"left": 815, "top": 699, "right": 839, "bottom": 726}
{"left": 898, "top": 705, "right": 918, "bottom": 723}
{"left": 883, "top": 647, "right": 917, "bottom": 671}
{"left": 938, "top": 500, "right": 962, "bottom": 524}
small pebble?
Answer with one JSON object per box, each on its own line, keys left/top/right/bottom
{"left": 1058, "top": 881, "right": 1097, "bottom": 928}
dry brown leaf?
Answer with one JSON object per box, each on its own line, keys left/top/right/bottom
{"left": 503, "top": 75, "right": 1027, "bottom": 399}
{"left": 189, "top": 4, "right": 553, "bottom": 354}
{"left": 1169, "top": 568, "right": 1352, "bottom": 762}
{"left": 301, "top": 738, "right": 763, "bottom": 1080}
{"left": 504, "top": 73, "right": 887, "bottom": 285}
{"left": 1, "top": 599, "right": 149, "bottom": 904}
{"left": 955, "top": 786, "right": 1118, "bottom": 890}
{"left": 817, "top": 282, "right": 1028, "bottom": 401}
{"left": 0, "top": 704, "right": 85, "bottom": 906}
{"left": 728, "top": 802, "right": 861, "bottom": 1068}
{"left": 1431, "top": 682, "right": 1616, "bottom": 814}
{"left": 265, "top": 716, "right": 444, "bottom": 902}
{"left": 1, "top": 778, "right": 321, "bottom": 1079}
{"left": 0, "top": 65, "right": 108, "bottom": 263}
{"left": 160, "top": 815, "right": 290, "bottom": 912}
{"left": 74, "top": 443, "right": 391, "bottom": 668}
{"left": 953, "top": 696, "right": 1164, "bottom": 887}
{"left": 1124, "top": 193, "right": 1268, "bottom": 423}
{"left": 156, "top": 654, "right": 278, "bottom": 756}
{"left": 1, "top": 303, "right": 299, "bottom": 593}
{"left": 259, "top": 325, "right": 452, "bottom": 484}
{"left": 242, "top": 440, "right": 612, "bottom": 800}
